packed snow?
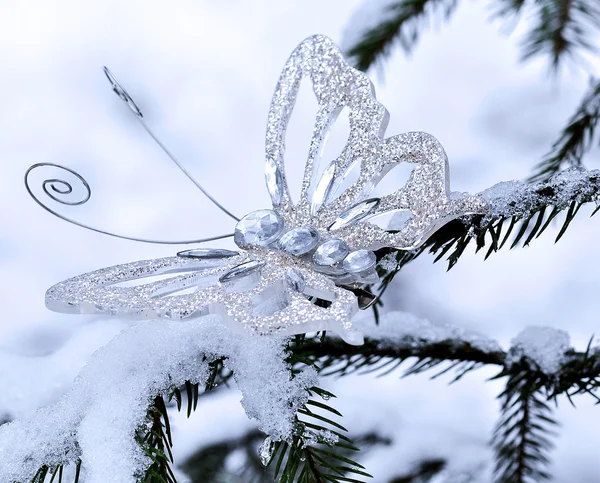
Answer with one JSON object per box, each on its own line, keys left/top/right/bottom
{"left": 0, "top": 316, "right": 315, "bottom": 483}
{"left": 507, "top": 326, "right": 571, "bottom": 374}
{"left": 358, "top": 310, "right": 503, "bottom": 354}
{"left": 481, "top": 167, "right": 600, "bottom": 219}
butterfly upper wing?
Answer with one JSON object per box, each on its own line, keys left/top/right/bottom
{"left": 265, "top": 35, "right": 389, "bottom": 223}
{"left": 265, "top": 35, "right": 487, "bottom": 251}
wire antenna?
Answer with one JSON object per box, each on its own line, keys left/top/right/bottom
{"left": 25, "top": 163, "right": 233, "bottom": 245}
{"left": 103, "top": 66, "right": 240, "bottom": 222}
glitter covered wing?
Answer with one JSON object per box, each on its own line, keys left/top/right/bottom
{"left": 45, "top": 253, "right": 362, "bottom": 345}
{"left": 265, "top": 35, "right": 487, "bottom": 250}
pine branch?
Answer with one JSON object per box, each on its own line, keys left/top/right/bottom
{"left": 268, "top": 387, "right": 372, "bottom": 483}
{"left": 139, "top": 359, "right": 230, "bottom": 483}
{"left": 530, "top": 79, "right": 600, "bottom": 183}
{"left": 345, "top": 0, "right": 599, "bottom": 71}
{"left": 549, "top": 343, "right": 600, "bottom": 402}
{"left": 492, "top": 363, "right": 558, "bottom": 483}
{"left": 521, "top": 0, "right": 600, "bottom": 69}
{"left": 293, "top": 333, "right": 506, "bottom": 384}
{"left": 374, "top": 168, "right": 600, "bottom": 301}
{"left": 346, "top": 0, "right": 459, "bottom": 71}
{"left": 29, "top": 461, "right": 81, "bottom": 483}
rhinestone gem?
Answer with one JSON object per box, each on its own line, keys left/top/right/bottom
{"left": 313, "top": 239, "right": 349, "bottom": 266}
{"left": 311, "top": 160, "right": 337, "bottom": 215}
{"left": 285, "top": 268, "right": 306, "bottom": 292}
{"left": 219, "top": 260, "right": 266, "bottom": 283}
{"left": 342, "top": 250, "right": 377, "bottom": 273}
{"left": 177, "top": 248, "right": 239, "bottom": 259}
{"left": 234, "top": 209, "right": 284, "bottom": 248}
{"left": 279, "top": 227, "right": 320, "bottom": 255}
{"left": 265, "top": 157, "right": 285, "bottom": 206}
{"left": 328, "top": 198, "right": 380, "bottom": 231}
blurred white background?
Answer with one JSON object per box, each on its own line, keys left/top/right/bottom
{"left": 0, "top": 0, "right": 599, "bottom": 481}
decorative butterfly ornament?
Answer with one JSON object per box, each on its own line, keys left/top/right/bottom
{"left": 31, "top": 35, "right": 487, "bottom": 346}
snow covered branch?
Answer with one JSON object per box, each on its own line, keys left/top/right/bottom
{"left": 0, "top": 317, "right": 317, "bottom": 483}
{"left": 375, "top": 167, "right": 600, "bottom": 281}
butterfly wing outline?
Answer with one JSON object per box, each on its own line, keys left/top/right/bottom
{"left": 46, "top": 252, "right": 362, "bottom": 344}
{"left": 265, "top": 35, "right": 487, "bottom": 250}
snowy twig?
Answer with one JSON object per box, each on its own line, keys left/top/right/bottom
{"left": 374, "top": 167, "right": 600, "bottom": 288}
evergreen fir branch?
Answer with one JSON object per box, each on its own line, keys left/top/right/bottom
{"left": 491, "top": 363, "right": 558, "bottom": 483}
{"left": 292, "top": 335, "right": 506, "bottom": 379}
{"left": 180, "top": 429, "right": 269, "bottom": 482}
{"left": 548, "top": 344, "right": 600, "bottom": 402}
{"left": 346, "top": 0, "right": 459, "bottom": 71}
{"left": 529, "top": 79, "right": 600, "bottom": 183}
{"left": 520, "top": 0, "right": 599, "bottom": 69}
{"left": 29, "top": 461, "right": 81, "bottom": 483}
{"left": 268, "top": 387, "right": 372, "bottom": 483}
{"left": 137, "top": 395, "right": 177, "bottom": 483}
{"left": 374, "top": 168, "right": 600, "bottom": 300}
{"left": 345, "top": 0, "right": 599, "bottom": 71}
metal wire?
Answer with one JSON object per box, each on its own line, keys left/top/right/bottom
{"left": 24, "top": 162, "right": 233, "bottom": 245}
{"left": 102, "top": 66, "right": 240, "bottom": 222}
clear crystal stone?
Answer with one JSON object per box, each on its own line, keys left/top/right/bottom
{"left": 285, "top": 268, "right": 306, "bottom": 292}
{"left": 311, "top": 160, "right": 337, "bottom": 215}
{"left": 384, "top": 209, "right": 413, "bottom": 230}
{"left": 177, "top": 248, "right": 238, "bottom": 259}
{"left": 342, "top": 250, "right": 377, "bottom": 273}
{"left": 279, "top": 226, "right": 320, "bottom": 255}
{"left": 219, "top": 260, "right": 266, "bottom": 283}
{"left": 234, "top": 209, "right": 284, "bottom": 248}
{"left": 313, "top": 239, "right": 349, "bottom": 266}
{"left": 328, "top": 198, "right": 380, "bottom": 231}
{"left": 265, "top": 157, "right": 284, "bottom": 206}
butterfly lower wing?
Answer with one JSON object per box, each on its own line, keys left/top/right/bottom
{"left": 46, "top": 253, "right": 362, "bottom": 345}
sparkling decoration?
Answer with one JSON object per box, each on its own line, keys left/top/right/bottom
{"left": 177, "top": 248, "right": 239, "bottom": 259}
{"left": 279, "top": 226, "right": 320, "bottom": 255}
{"left": 46, "top": 253, "right": 363, "bottom": 345}
{"left": 328, "top": 198, "right": 380, "bottom": 231}
{"left": 313, "top": 239, "right": 349, "bottom": 266}
{"left": 310, "top": 160, "right": 337, "bottom": 215}
{"left": 285, "top": 268, "right": 306, "bottom": 293}
{"left": 43, "top": 34, "right": 488, "bottom": 346}
{"left": 265, "top": 157, "right": 284, "bottom": 205}
{"left": 234, "top": 209, "right": 284, "bottom": 248}
{"left": 342, "top": 250, "right": 377, "bottom": 273}
{"left": 219, "top": 260, "right": 266, "bottom": 283}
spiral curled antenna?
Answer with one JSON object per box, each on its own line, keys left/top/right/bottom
{"left": 102, "top": 66, "right": 240, "bottom": 222}
{"left": 25, "top": 163, "right": 234, "bottom": 245}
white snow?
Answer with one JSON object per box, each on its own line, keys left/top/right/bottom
{"left": 507, "top": 326, "right": 571, "bottom": 374}
{"left": 481, "top": 167, "right": 600, "bottom": 218}
{"left": 0, "top": 316, "right": 315, "bottom": 483}
{"left": 379, "top": 252, "right": 400, "bottom": 271}
{"left": 358, "top": 310, "right": 502, "bottom": 354}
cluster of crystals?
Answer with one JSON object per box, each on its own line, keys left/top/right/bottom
{"left": 234, "top": 209, "right": 378, "bottom": 285}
